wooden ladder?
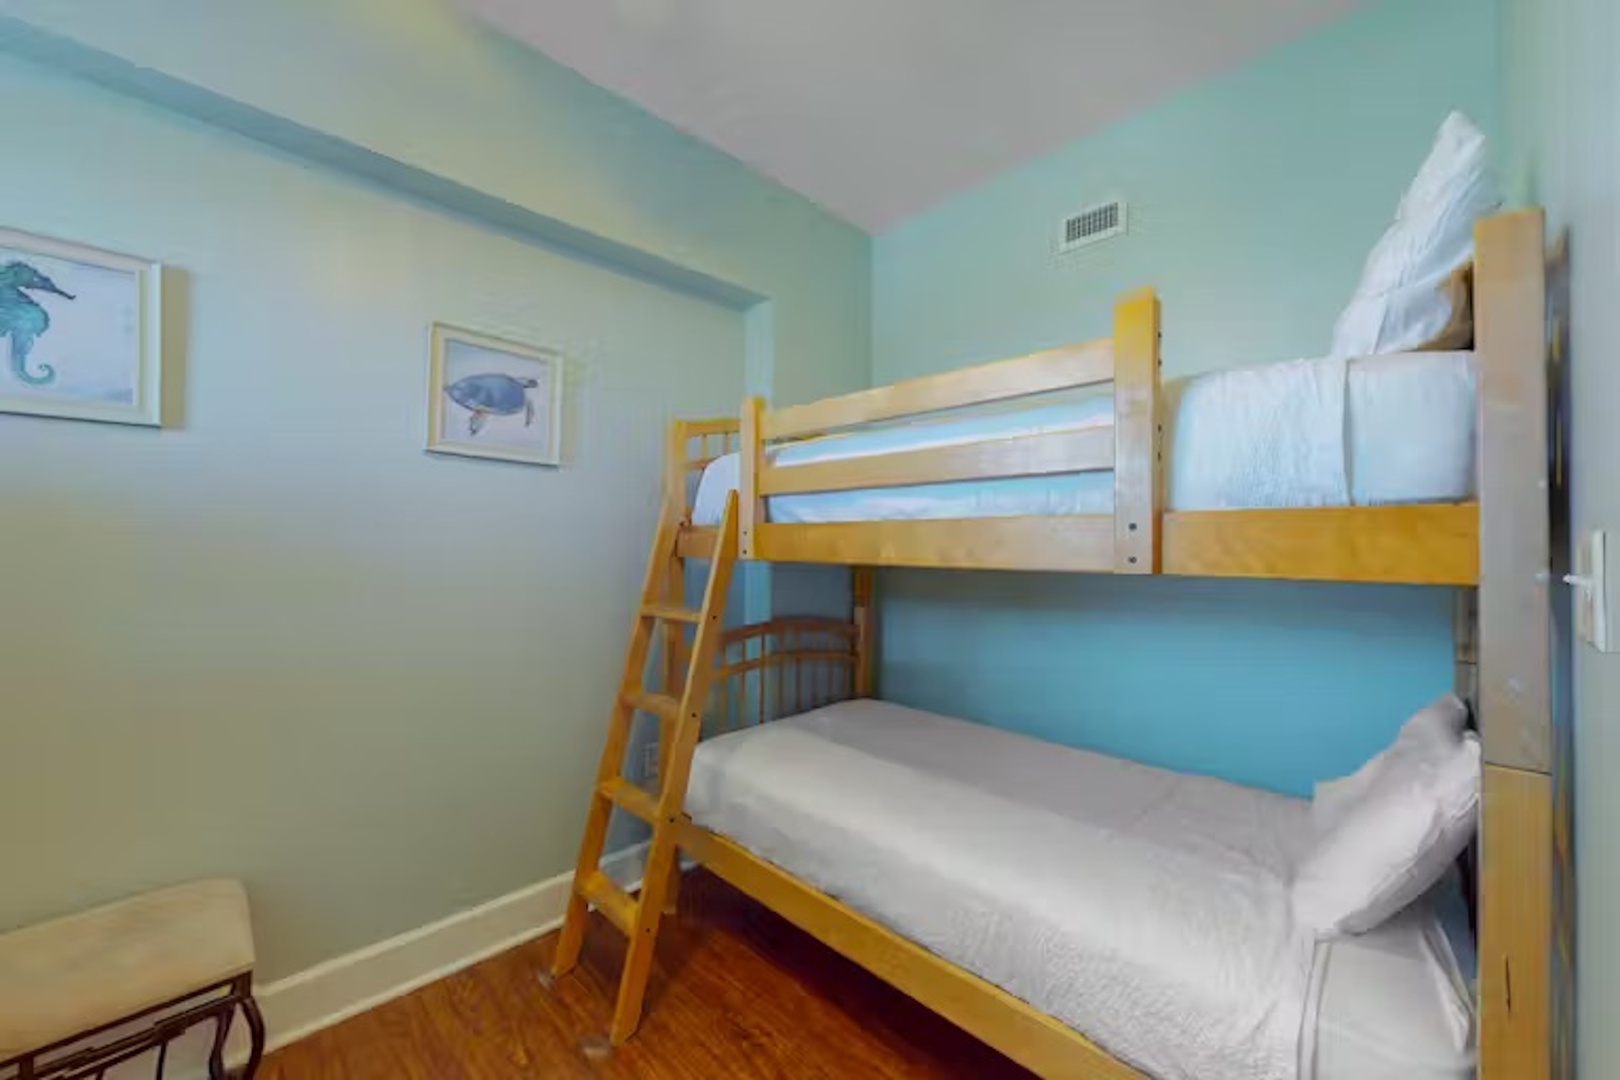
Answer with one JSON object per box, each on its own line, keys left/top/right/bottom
{"left": 550, "top": 491, "right": 738, "bottom": 1044}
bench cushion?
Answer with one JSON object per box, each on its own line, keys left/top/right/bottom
{"left": 0, "top": 880, "right": 254, "bottom": 1060}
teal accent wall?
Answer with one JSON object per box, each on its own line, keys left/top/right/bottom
{"left": 0, "top": 2, "right": 869, "bottom": 981}
{"left": 872, "top": 0, "right": 1500, "bottom": 796}
{"left": 1502, "top": 0, "right": 1619, "bottom": 1071}
{"left": 883, "top": 573, "right": 1455, "bottom": 795}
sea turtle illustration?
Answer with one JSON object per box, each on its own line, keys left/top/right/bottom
{"left": 0, "top": 260, "right": 74, "bottom": 387}
{"left": 445, "top": 373, "right": 539, "bottom": 436}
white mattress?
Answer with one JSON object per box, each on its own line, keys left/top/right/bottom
{"left": 686, "top": 700, "right": 1476, "bottom": 1080}
{"left": 691, "top": 351, "right": 1476, "bottom": 525}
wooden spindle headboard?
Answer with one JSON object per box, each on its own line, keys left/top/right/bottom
{"left": 704, "top": 617, "right": 860, "bottom": 737}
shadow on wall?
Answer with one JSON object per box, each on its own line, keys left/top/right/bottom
{"left": 878, "top": 570, "right": 1456, "bottom": 797}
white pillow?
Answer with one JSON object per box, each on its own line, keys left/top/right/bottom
{"left": 1312, "top": 693, "right": 1469, "bottom": 833}
{"left": 1294, "top": 730, "right": 1480, "bottom": 937}
{"left": 1330, "top": 111, "right": 1501, "bottom": 357}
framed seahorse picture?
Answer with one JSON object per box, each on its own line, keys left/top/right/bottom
{"left": 426, "top": 323, "right": 564, "bottom": 467}
{"left": 0, "top": 228, "right": 164, "bottom": 427}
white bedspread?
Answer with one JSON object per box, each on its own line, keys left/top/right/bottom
{"left": 687, "top": 700, "right": 1320, "bottom": 1080}
{"left": 690, "top": 351, "right": 1475, "bottom": 525}
{"left": 1169, "top": 356, "right": 1349, "bottom": 508}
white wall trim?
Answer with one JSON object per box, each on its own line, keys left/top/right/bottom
{"left": 263, "top": 841, "right": 650, "bottom": 1050}
{"left": 120, "top": 843, "right": 650, "bottom": 1079}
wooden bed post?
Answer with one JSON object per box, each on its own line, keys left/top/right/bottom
{"left": 664, "top": 419, "right": 690, "bottom": 522}
{"left": 663, "top": 421, "right": 691, "bottom": 699}
{"left": 1474, "top": 208, "right": 1555, "bottom": 1080}
{"left": 1113, "top": 289, "right": 1162, "bottom": 573}
{"left": 1453, "top": 588, "right": 1479, "bottom": 706}
{"left": 852, "top": 567, "right": 877, "bottom": 698}
{"left": 740, "top": 397, "right": 766, "bottom": 561}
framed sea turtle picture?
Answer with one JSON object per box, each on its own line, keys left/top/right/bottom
{"left": 0, "top": 228, "right": 164, "bottom": 427}
{"left": 427, "top": 323, "right": 564, "bottom": 467}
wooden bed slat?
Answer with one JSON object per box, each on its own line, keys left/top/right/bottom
{"left": 720, "top": 616, "right": 856, "bottom": 646}
{"left": 760, "top": 427, "right": 1114, "bottom": 496}
{"left": 1162, "top": 504, "right": 1479, "bottom": 585}
{"left": 764, "top": 339, "right": 1114, "bottom": 441}
{"left": 675, "top": 822, "right": 1145, "bottom": 1080}
{"left": 753, "top": 515, "right": 1115, "bottom": 572}
{"left": 717, "top": 651, "right": 855, "bottom": 679}
{"left": 675, "top": 418, "right": 743, "bottom": 438}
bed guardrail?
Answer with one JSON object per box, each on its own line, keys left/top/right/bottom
{"left": 736, "top": 290, "right": 1162, "bottom": 574}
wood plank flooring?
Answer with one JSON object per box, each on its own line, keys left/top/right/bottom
{"left": 259, "top": 870, "right": 1034, "bottom": 1078}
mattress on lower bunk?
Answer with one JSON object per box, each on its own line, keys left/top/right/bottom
{"left": 685, "top": 700, "right": 1476, "bottom": 1080}
{"left": 690, "top": 350, "right": 1475, "bottom": 525}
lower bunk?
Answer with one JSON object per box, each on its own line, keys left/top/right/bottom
{"left": 675, "top": 699, "right": 1476, "bottom": 1080}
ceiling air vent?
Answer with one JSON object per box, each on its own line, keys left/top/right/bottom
{"left": 1060, "top": 200, "right": 1127, "bottom": 254}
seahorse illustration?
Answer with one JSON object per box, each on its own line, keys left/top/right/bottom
{"left": 0, "top": 260, "right": 74, "bottom": 386}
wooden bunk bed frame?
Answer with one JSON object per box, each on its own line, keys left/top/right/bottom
{"left": 552, "top": 209, "right": 1565, "bottom": 1080}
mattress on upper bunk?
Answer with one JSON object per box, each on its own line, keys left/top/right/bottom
{"left": 690, "top": 350, "right": 1475, "bottom": 525}
{"left": 685, "top": 700, "right": 1476, "bottom": 1080}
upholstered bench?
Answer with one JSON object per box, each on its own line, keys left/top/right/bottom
{"left": 0, "top": 880, "right": 264, "bottom": 1080}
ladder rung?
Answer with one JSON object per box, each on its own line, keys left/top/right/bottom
{"left": 676, "top": 526, "right": 717, "bottom": 560}
{"left": 577, "top": 870, "right": 636, "bottom": 936}
{"left": 599, "top": 777, "right": 661, "bottom": 824}
{"left": 623, "top": 690, "right": 681, "bottom": 722}
{"left": 641, "top": 602, "right": 702, "bottom": 624}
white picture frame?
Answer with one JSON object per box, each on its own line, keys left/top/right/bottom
{"left": 0, "top": 228, "right": 164, "bottom": 427}
{"left": 427, "top": 323, "right": 564, "bottom": 467}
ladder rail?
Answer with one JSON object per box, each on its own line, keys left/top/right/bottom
{"left": 551, "top": 508, "right": 687, "bottom": 978}
{"left": 550, "top": 491, "right": 741, "bottom": 1050}
{"left": 609, "top": 493, "right": 738, "bottom": 1042}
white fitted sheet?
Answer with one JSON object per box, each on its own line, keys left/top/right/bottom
{"left": 1307, "top": 892, "right": 1476, "bottom": 1080}
{"left": 686, "top": 700, "right": 1476, "bottom": 1080}
{"left": 690, "top": 351, "right": 1476, "bottom": 525}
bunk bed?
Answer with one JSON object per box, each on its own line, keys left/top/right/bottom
{"left": 548, "top": 209, "right": 1564, "bottom": 1080}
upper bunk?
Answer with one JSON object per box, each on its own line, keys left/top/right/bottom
{"left": 669, "top": 208, "right": 1548, "bottom": 587}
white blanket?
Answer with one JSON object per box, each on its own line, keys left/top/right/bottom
{"left": 1168, "top": 356, "right": 1348, "bottom": 509}
{"left": 686, "top": 701, "right": 1320, "bottom": 1080}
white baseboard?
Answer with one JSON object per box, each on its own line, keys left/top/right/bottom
{"left": 258, "top": 840, "right": 649, "bottom": 1050}
{"left": 107, "top": 842, "right": 650, "bottom": 1079}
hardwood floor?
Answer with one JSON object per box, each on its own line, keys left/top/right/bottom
{"left": 259, "top": 870, "right": 1034, "bottom": 1078}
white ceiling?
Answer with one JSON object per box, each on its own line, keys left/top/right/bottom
{"left": 460, "top": 0, "right": 1364, "bottom": 231}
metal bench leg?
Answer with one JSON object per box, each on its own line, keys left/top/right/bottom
{"left": 206, "top": 1006, "right": 232, "bottom": 1080}
{"left": 237, "top": 977, "right": 266, "bottom": 1080}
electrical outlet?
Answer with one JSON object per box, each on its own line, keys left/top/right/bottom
{"left": 642, "top": 742, "right": 661, "bottom": 785}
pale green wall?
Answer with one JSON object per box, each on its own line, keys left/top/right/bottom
{"left": 0, "top": 55, "right": 741, "bottom": 978}
{"left": 0, "top": 3, "right": 869, "bottom": 980}
{"left": 1501, "top": 0, "right": 1620, "bottom": 1072}
{"left": 870, "top": 0, "right": 1501, "bottom": 796}
{"left": 0, "top": 0, "right": 871, "bottom": 409}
